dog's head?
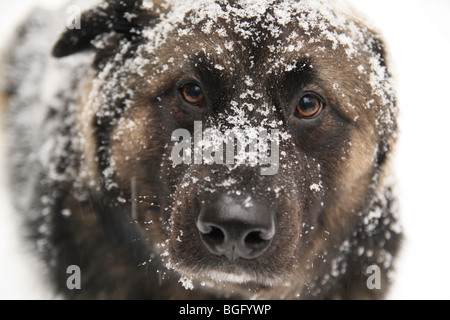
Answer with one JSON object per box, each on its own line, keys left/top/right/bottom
{"left": 54, "top": 0, "right": 397, "bottom": 296}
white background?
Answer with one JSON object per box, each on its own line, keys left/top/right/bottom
{"left": 1, "top": 0, "right": 450, "bottom": 299}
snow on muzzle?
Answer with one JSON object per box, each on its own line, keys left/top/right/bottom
{"left": 170, "top": 121, "right": 284, "bottom": 176}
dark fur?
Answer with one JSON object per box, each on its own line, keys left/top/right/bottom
{"left": 4, "top": 0, "right": 401, "bottom": 299}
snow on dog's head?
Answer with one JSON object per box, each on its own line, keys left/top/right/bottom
{"left": 43, "top": 0, "right": 401, "bottom": 298}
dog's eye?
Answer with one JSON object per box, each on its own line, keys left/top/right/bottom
{"left": 296, "top": 94, "right": 323, "bottom": 118}
{"left": 181, "top": 82, "right": 204, "bottom": 105}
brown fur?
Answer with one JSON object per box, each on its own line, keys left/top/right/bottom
{"left": 5, "top": 0, "right": 401, "bottom": 299}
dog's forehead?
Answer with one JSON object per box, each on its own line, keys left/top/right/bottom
{"left": 141, "top": 0, "right": 370, "bottom": 61}
{"left": 115, "top": 0, "right": 395, "bottom": 134}
{"left": 137, "top": 0, "right": 375, "bottom": 98}
{"left": 138, "top": 0, "right": 383, "bottom": 98}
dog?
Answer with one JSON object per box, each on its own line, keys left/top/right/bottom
{"left": 3, "top": 0, "right": 402, "bottom": 299}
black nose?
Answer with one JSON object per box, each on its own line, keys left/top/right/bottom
{"left": 196, "top": 195, "right": 276, "bottom": 261}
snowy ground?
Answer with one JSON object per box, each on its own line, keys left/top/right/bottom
{"left": 1, "top": 0, "right": 450, "bottom": 300}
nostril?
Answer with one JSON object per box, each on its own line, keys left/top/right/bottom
{"left": 244, "top": 231, "right": 266, "bottom": 246}
{"left": 199, "top": 225, "right": 225, "bottom": 248}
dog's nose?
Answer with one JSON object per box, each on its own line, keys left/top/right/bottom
{"left": 196, "top": 195, "right": 276, "bottom": 261}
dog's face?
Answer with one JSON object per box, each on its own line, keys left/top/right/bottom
{"left": 55, "top": 0, "right": 397, "bottom": 296}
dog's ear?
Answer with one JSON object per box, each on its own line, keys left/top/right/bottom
{"left": 368, "top": 33, "right": 397, "bottom": 170}
{"left": 369, "top": 35, "right": 387, "bottom": 68}
{"left": 52, "top": 0, "right": 149, "bottom": 58}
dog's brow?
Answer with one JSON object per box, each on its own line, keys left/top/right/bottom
{"left": 191, "top": 53, "right": 223, "bottom": 72}
{"left": 280, "top": 58, "right": 315, "bottom": 90}
{"left": 188, "top": 52, "right": 227, "bottom": 81}
{"left": 283, "top": 59, "right": 314, "bottom": 77}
